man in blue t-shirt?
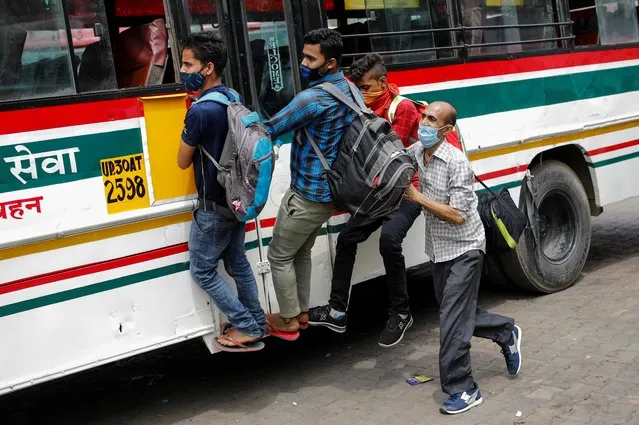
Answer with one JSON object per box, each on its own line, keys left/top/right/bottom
{"left": 177, "top": 32, "right": 266, "bottom": 352}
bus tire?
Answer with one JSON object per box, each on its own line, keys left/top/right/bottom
{"left": 501, "top": 160, "right": 591, "bottom": 294}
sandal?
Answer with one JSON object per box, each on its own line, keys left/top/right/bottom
{"left": 212, "top": 334, "right": 265, "bottom": 353}
{"left": 265, "top": 319, "right": 300, "bottom": 341}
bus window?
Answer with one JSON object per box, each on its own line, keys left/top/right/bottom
{"left": 71, "top": 0, "right": 118, "bottom": 92}
{"left": 242, "top": 0, "right": 297, "bottom": 119}
{"left": 329, "top": 0, "right": 457, "bottom": 67}
{"left": 570, "top": 0, "right": 639, "bottom": 45}
{"left": 464, "top": 0, "right": 563, "bottom": 56}
{"left": 0, "top": 0, "right": 175, "bottom": 104}
{"left": 186, "top": 0, "right": 219, "bottom": 34}
{"left": 84, "top": 0, "right": 172, "bottom": 90}
{"left": 0, "top": 0, "right": 76, "bottom": 102}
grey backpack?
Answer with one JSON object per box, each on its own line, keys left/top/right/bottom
{"left": 195, "top": 90, "right": 274, "bottom": 222}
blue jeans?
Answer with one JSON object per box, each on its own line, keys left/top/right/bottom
{"left": 189, "top": 208, "right": 266, "bottom": 338}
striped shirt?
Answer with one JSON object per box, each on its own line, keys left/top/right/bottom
{"left": 411, "top": 141, "right": 486, "bottom": 263}
{"left": 265, "top": 72, "right": 361, "bottom": 203}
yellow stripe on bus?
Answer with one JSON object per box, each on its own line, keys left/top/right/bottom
{"left": 468, "top": 120, "right": 639, "bottom": 161}
{"left": 0, "top": 213, "right": 192, "bottom": 261}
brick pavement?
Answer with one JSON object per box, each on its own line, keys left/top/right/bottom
{"left": 2, "top": 197, "right": 639, "bottom": 425}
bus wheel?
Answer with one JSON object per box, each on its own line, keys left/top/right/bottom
{"left": 501, "top": 160, "right": 591, "bottom": 293}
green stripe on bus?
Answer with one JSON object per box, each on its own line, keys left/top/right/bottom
{"left": 476, "top": 180, "right": 522, "bottom": 194}
{"left": 406, "top": 65, "right": 639, "bottom": 119}
{"left": 0, "top": 128, "right": 143, "bottom": 193}
{"left": 0, "top": 262, "right": 189, "bottom": 318}
{"left": 590, "top": 150, "right": 639, "bottom": 168}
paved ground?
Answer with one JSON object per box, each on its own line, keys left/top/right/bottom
{"left": 2, "top": 197, "right": 639, "bottom": 425}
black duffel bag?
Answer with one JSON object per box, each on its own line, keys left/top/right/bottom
{"left": 476, "top": 176, "right": 527, "bottom": 254}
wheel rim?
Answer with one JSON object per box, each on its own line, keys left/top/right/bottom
{"left": 538, "top": 190, "right": 578, "bottom": 263}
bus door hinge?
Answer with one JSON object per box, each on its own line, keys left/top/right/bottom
{"left": 257, "top": 261, "right": 271, "bottom": 275}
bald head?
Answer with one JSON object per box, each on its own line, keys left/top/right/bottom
{"left": 427, "top": 101, "right": 457, "bottom": 127}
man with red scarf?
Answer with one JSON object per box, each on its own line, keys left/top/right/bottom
{"left": 308, "top": 54, "right": 422, "bottom": 347}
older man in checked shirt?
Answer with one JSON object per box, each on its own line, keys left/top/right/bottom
{"left": 405, "top": 101, "right": 523, "bottom": 415}
{"left": 261, "top": 29, "right": 362, "bottom": 339}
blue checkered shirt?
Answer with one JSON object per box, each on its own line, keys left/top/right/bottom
{"left": 265, "top": 72, "right": 361, "bottom": 203}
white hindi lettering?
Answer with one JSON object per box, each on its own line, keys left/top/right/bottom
{"left": 3, "top": 145, "right": 80, "bottom": 184}
{"left": 4, "top": 144, "right": 37, "bottom": 185}
{"left": 39, "top": 147, "right": 80, "bottom": 175}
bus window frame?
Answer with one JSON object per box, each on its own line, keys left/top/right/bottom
{"left": 3, "top": 0, "right": 639, "bottom": 112}
{"left": 0, "top": 0, "right": 190, "bottom": 111}
{"left": 319, "top": 0, "right": 639, "bottom": 71}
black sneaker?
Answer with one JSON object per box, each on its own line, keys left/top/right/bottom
{"left": 308, "top": 304, "right": 347, "bottom": 333}
{"left": 378, "top": 310, "right": 413, "bottom": 348}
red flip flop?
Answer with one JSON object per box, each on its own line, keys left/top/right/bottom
{"left": 266, "top": 320, "right": 300, "bottom": 341}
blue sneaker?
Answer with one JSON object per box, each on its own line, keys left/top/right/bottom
{"left": 440, "top": 388, "right": 483, "bottom": 414}
{"left": 500, "top": 325, "right": 522, "bottom": 376}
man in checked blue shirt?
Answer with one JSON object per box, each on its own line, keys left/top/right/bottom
{"left": 263, "top": 29, "right": 362, "bottom": 339}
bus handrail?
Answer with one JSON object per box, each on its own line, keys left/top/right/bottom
{"left": 341, "top": 36, "right": 574, "bottom": 59}
{"left": 465, "top": 35, "right": 575, "bottom": 49}
{"left": 340, "top": 22, "right": 573, "bottom": 40}
{"left": 342, "top": 45, "right": 464, "bottom": 58}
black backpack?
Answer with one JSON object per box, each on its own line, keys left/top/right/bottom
{"left": 305, "top": 82, "right": 417, "bottom": 218}
{"left": 476, "top": 176, "right": 527, "bottom": 254}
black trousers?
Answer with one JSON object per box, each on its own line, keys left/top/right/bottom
{"left": 329, "top": 200, "right": 422, "bottom": 314}
{"left": 432, "top": 249, "right": 515, "bottom": 395}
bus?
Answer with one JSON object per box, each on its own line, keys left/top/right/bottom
{"left": 1, "top": 0, "right": 638, "bottom": 396}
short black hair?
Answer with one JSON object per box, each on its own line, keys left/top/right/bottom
{"left": 348, "top": 53, "right": 387, "bottom": 83}
{"left": 182, "top": 31, "right": 227, "bottom": 76}
{"left": 303, "top": 28, "right": 343, "bottom": 66}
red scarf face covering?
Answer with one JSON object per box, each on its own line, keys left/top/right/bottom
{"left": 365, "top": 83, "right": 400, "bottom": 118}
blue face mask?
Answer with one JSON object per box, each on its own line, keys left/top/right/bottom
{"left": 180, "top": 69, "right": 206, "bottom": 91}
{"left": 418, "top": 124, "right": 447, "bottom": 148}
{"left": 299, "top": 61, "right": 327, "bottom": 82}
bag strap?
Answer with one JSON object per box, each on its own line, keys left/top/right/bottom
{"left": 200, "top": 145, "right": 226, "bottom": 172}
{"left": 316, "top": 82, "right": 363, "bottom": 116}
{"left": 303, "top": 128, "right": 331, "bottom": 171}
{"left": 346, "top": 80, "right": 368, "bottom": 110}
{"left": 194, "top": 91, "right": 231, "bottom": 106}
{"left": 195, "top": 89, "right": 239, "bottom": 171}
{"left": 388, "top": 95, "right": 405, "bottom": 123}
{"left": 474, "top": 173, "right": 497, "bottom": 199}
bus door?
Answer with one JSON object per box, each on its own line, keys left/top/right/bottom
{"left": 213, "top": 1, "right": 337, "bottom": 313}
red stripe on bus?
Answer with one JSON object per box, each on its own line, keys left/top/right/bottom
{"left": 587, "top": 139, "right": 639, "bottom": 156}
{"left": 476, "top": 165, "right": 528, "bottom": 181}
{"left": 0, "top": 243, "right": 188, "bottom": 295}
{"left": 388, "top": 47, "right": 639, "bottom": 87}
{"left": 0, "top": 98, "right": 141, "bottom": 135}
{"left": 245, "top": 217, "right": 276, "bottom": 232}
